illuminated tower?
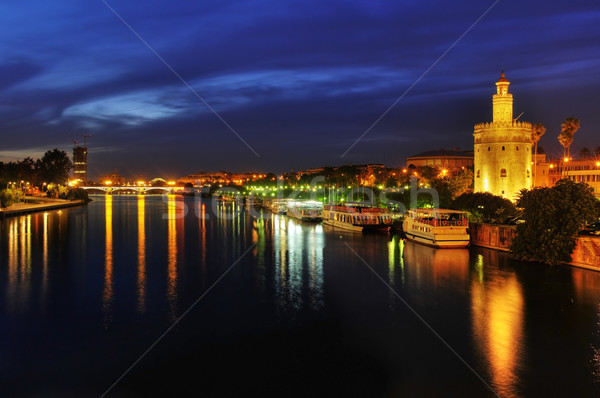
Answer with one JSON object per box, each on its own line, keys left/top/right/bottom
{"left": 73, "top": 144, "right": 88, "bottom": 183}
{"left": 474, "top": 71, "right": 532, "bottom": 200}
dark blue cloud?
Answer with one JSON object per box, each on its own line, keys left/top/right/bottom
{"left": 1, "top": 0, "right": 599, "bottom": 177}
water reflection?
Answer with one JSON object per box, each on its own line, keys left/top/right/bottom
{"left": 137, "top": 195, "right": 146, "bottom": 314}
{"left": 270, "top": 215, "right": 324, "bottom": 314}
{"left": 5, "top": 216, "right": 33, "bottom": 313}
{"left": 42, "top": 213, "right": 48, "bottom": 307}
{"left": 471, "top": 266, "right": 524, "bottom": 398}
{"left": 571, "top": 269, "right": 600, "bottom": 383}
{"left": 402, "top": 241, "right": 469, "bottom": 287}
{"left": 167, "top": 195, "right": 180, "bottom": 319}
{"left": 103, "top": 195, "right": 113, "bottom": 326}
{"left": 387, "top": 235, "right": 405, "bottom": 285}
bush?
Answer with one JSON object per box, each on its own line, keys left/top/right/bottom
{"left": 65, "top": 187, "right": 90, "bottom": 202}
{"left": 451, "top": 192, "right": 516, "bottom": 223}
{"left": 510, "top": 179, "right": 599, "bottom": 265}
{"left": 0, "top": 188, "right": 22, "bottom": 207}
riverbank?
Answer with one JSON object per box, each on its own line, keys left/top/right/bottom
{"left": 0, "top": 197, "right": 87, "bottom": 218}
{"left": 469, "top": 222, "right": 600, "bottom": 271}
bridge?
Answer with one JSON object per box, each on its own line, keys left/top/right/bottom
{"left": 81, "top": 186, "right": 184, "bottom": 194}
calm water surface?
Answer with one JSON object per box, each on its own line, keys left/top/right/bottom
{"left": 1, "top": 195, "right": 600, "bottom": 397}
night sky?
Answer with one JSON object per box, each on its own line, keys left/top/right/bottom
{"left": 1, "top": 0, "right": 599, "bottom": 179}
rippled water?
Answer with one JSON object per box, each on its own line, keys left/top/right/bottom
{"left": 1, "top": 195, "right": 600, "bottom": 397}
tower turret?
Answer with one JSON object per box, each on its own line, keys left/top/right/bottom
{"left": 474, "top": 71, "right": 532, "bottom": 200}
{"left": 492, "top": 71, "right": 513, "bottom": 122}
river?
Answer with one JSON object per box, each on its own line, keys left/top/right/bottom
{"left": 1, "top": 195, "right": 600, "bottom": 397}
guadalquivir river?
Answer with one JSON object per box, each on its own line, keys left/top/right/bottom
{"left": 1, "top": 195, "right": 600, "bottom": 397}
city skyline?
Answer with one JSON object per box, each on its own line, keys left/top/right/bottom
{"left": 1, "top": 1, "right": 599, "bottom": 178}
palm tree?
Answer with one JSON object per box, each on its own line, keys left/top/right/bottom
{"left": 557, "top": 116, "right": 580, "bottom": 159}
{"left": 595, "top": 145, "right": 600, "bottom": 157}
{"left": 531, "top": 123, "right": 546, "bottom": 183}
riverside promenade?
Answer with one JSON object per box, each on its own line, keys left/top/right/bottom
{"left": 0, "top": 197, "right": 86, "bottom": 218}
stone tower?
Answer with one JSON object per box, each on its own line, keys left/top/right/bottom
{"left": 473, "top": 72, "right": 532, "bottom": 200}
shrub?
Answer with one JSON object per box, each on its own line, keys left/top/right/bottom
{"left": 0, "top": 188, "right": 22, "bottom": 207}
{"left": 510, "top": 179, "right": 599, "bottom": 265}
{"left": 451, "top": 192, "right": 516, "bottom": 223}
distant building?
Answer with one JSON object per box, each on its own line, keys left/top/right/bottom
{"left": 177, "top": 171, "right": 268, "bottom": 186}
{"left": 548, "top": 157, "right": 600, "bottom": 198}
{"left": 474, "top": 72, "right": 532, "bottom": 200}
{"left": 73, "top": 145, "right": 87, "bottom": 183}
{"left": 532, "top": 153, "right": 551, "bottom": 188}
{"left": 406, "top": 148, "right": 473, "bottom": 170}
{"left": 99, "top": 170, "right": 125, "bottom": 186}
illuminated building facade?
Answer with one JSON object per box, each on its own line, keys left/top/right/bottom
{"left": 474, "top": 72, "right": 532, "bottom": 200}
{"left": 548, "top": 158, "right": 600, "bottom": 198}
{"left": 178, "top": 172, "right": 268, "bottom": 186}
{"left": 406, "top": 148, "right": 474, "bottom": 171}
{"left": 73, "top": 145, "right": 87, "bottom": 183}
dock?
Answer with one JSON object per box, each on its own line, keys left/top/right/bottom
{"left": 0, "top": 198, "right": 86, "bottom": 218}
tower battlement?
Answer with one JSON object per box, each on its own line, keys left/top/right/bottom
{"left": 474, "top": 120, "right": 532, "bottom": 131}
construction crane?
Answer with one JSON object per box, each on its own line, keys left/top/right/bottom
{"left": 81, "top": 134, "right": 91, "bottom": 148}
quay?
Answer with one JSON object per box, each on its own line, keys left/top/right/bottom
{"left": 0, "top": 197, "right": 86, "bottom": 218}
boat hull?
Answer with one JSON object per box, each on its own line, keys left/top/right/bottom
{"left": 287, "top": 208, "right": 322, "bottom": 222}
{"left": 403, "top": 230, "right": 470, "bottom": 248}
{"left": 322, "top": 219, "right": 391, "bottom": 232}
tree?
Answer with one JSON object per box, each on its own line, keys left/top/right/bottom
{"left": 451, "top": 192, "right": 516, "bottom": 224}
{"left": 595, "top": 145, "right": 600, "bottom": 157}
{"left": 447, "top": 169, "right": 473, "bottom": 198}
{"left": 579, "top": 147, "right": 591, "bottom": 158}
{"left": 531, "top": 123, "right": 546, "bottom": 181}
{"left": 36, "top": 149, "right": 73, "bottom": 184}
{"left": 557, "top": 116, "right": 580, "bottom": 159}
{"left": 0, "top": 188, "right": 22, "bottom": 207}
{"left": 510, "top": 179, "right": 598, "bottom": 265}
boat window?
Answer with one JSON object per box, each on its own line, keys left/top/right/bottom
{"left": 500, "top": 168, "right": 507, "bottom": 178}
{"left": 502, "top": 146, "right": 505, "bottom": 151}
{"left": 488, "top": 147, "right": 491, "bottom": 151}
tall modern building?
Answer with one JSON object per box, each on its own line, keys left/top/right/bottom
{"left": 473, "top": 72, "right": 532, "bottom": 200}
{"left": 73, "top": 144, "right": 88, "bottom": 183}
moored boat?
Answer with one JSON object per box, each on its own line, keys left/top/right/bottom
{"left": 286, "top": 200, "right": 323, "bottom": 221}
{"left": 402, "top": 208, "right": 470, "bottom": 248}
{"left": 322, "top": 203, "right": 392, "bottom": 232}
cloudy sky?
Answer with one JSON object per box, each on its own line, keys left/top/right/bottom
{"left": 1, "top": 0, "right": 599, "bottom": 179}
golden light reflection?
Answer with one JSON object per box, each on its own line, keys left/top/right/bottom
{"left": 103, "top": 195, "right": 114, "bottom": 325}
{"left": 6, "top": 216, "right": 33, "bottom": 312}
{"left": 42, "top": 212, "right": 49, "bottom": 305}
{"left": 572, "top": 270, "right": 600, "bottom": 383}
{"left": 167, "top": 195, "right": 179, "bottom": 318}
{"left": 20, "top": 216, "right": 32, "bottom": 276}
{"left": 137, "top": 195, "right": 146, "bottom": 313}
{"left": 402, "top": 241, "right": 469, "bottom": 287}
{"left": 7, "top": 220, "right": 19, "bottom": 312}
{"left": 201, "top": 203, "right": 206, "bottom": 267}
{"left": 471, "top": 271, "right": 524, "bottom": 397}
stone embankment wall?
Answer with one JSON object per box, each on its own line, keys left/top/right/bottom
{"left": 469, "top": 222, "right": 600, "bottom": 271}
{"left": 469, "top": 222, "right": 516, "bottom": 252}
{"left": 570, "top": 236, "right": 600, "bottom": 270}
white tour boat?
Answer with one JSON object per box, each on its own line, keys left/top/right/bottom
{"left": 402, "top": 208, "right": 470, "bottom": 248}
{"left": 286, "top": 200, "right": 323, "bottom": 221}
{"left": 322, "top": 204, "right": 392, "bottom": 232}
